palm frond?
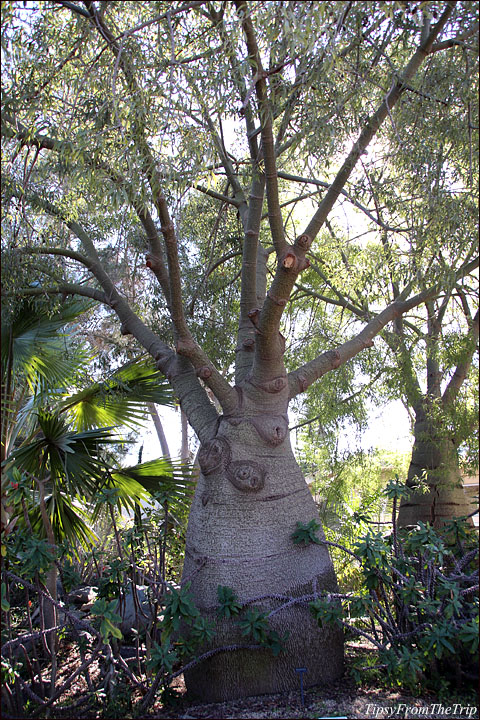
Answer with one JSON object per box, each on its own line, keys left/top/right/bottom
{"left": 28, "top": 492, "right": 98, "bottom": 551}
{"left": 112, "top": 457, "right": 196, "bottom": 506}
{"left": 2, "top": 298, "right": 93, "bottom": 392}
{"left": 9, "top": 412, "right": 120, "bottom": 497}
{"left": 60, "top": 357, "right": 173, "bottom": 431}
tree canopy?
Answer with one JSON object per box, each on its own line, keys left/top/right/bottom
{"left": 2, "top": 2, "right": 477, "bottom": 425}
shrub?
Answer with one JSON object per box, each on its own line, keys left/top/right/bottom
{"left": 311, "top": 478, "right": 479, "bottom": 694}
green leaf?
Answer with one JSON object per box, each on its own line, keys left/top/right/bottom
{"left": 147, "top": 642, "right": 178, "bottom": 674}
{"left": 90, "top": 598, "right": 123, "bottom": 642}
{"left": 238, "top": 609, "right": 270, "bottom": 643}
{"left": 458, "top": 617, "right": 479, "bottom": 653}
{"left": 309, "top": 598, "right": 342, "bottom": 627}
{"left": 61, "top": 356, "right": 173, "bottom": 431}
{"left": 291, "top": 519, "right": 321, "bottom": 546}
{"left": 217, "top": 585, "right": 242, "bottom": 619}
{"left": 1, "top": 583, "right": 10, "bottom": 612}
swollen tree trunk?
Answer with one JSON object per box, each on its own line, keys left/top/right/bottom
{"left": 397, "top": 410, "right": 472, "bottom": 528}
{"left": 397, "top": 306, "right": 479, "bottom": 528}
{"left": 181, "top": 382, "right": 343, "bottom": 702}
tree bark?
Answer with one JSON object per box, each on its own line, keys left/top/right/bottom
{"left": 148, "top": 403, "right": 170, "bottom": 458}
{"left": 397, "top": 407, "right": 473, "bottom": 528}
{"left": 181, "top": 411, "right": 189, "bottom": 462}
{"left": 181, "top": 380, "right": 342, "bottom": 701}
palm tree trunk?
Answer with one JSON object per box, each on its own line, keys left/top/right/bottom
{"left": 148, "top": 403, "right": 170, "bottom": 458}
{"left": 181, "top": 410, "right": 189, "bottom": 461}
{"left": 37, "top": 479, "right": 58, "bottom": 696}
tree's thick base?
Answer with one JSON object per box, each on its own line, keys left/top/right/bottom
{"left": 184, "top": 606, "right": 344, "bottom": 703}
{"left": 398, "top": 485, "right": 474, "bottom": 528}
{"left": 182, "top": 419, "right": 345, "bottom": 701}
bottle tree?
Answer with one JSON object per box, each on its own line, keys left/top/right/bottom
{"left": 1, "top": 0, "right": 477, "bottom": 701}
{"left": 290, "top": 10, "right": 478, "bottom": 527}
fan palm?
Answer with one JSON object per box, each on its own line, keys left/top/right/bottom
{"left": 2, "top": 299, "right": 194, "bottom": 610}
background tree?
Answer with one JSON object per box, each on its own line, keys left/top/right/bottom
{"left": 292, "top": 27, "right": 479, "bottom": 526}
{"left": 1, "top": 0, "right": 478, "bottom": 702}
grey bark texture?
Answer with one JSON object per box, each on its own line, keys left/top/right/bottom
{"left": 181, "top": 381, "right": 343, "bottom": 701}
{"left": 4, "top": 0, "right": 472, "bottom": 703}
{"left": 398, "top": 414, "right": 473, "bottom": 527}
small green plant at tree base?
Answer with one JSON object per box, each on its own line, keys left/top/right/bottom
{"left": 291, "top": 519, "right": 321, "bottom": 546}
{"left": 156, "top": 582, "right": 217, "bottom": 665}
{"left": 160, "top": 581, "right": 200, "bottom": 636}
{"left": 309, "top": 478, "right": 478, "bottom": 694}
{"left": 239, "top": 608, "right": 270, "bottom": 643}
{"left": 310, "top": 597, "right": 342, "bottom": 628}
{"left": 238, "top": 606, "right": 289, "bottom": 656}
{"left": 147, "top": 642, "right": 179, "bottom": 675}
{"left": 102, "top": 672, "right": 135, "bottom": 719}
{"left": 217, "top": 584, "right": 242, "bottom": 618}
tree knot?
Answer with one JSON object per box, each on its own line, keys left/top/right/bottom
{"left": 196, "top": 365, "right": 212, "bottom": 380}
{"left": 249, "top": 375, "right": 287, "bottom": 394}
{"left": 198, "top": 436, "right": 231, "bottom": 476}
{"left": 294, "top": 234, "right": 313, "bottom": 251}
{"left": 176, "top": 337, "right": 196, "bottom": 356}
{"left": 267, "top": 291, "right": 287, "bottom": 307}
{"left": 242, "top": 337, "right": 255, "bottom": 351}
{"left": 330, "top": 349, "right": 342, "bottom": 369}
{"left": 247, "top": 308, "right": 261, "bottom": 326}
{"left": 145, "top": 253, "right": 161, "bottom": 271}
{"left": 298, "top": 375, "right": 309, "bottom": 392}
{"left": 280, "top": 246, "right": 310, "bottom": 273}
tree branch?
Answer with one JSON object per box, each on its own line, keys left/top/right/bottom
{"left": 188, "top": 250, "right": 242, "bottom": 316}
{"left": 188, "top": 84, "right": 248, "bottom": 225}
{"left": 381, "top": 325, "right": 424, "bottom": 410}
{"left": 293, "top": 283, "right": 365, "bottom": 318}
{"left": 429, "top": 22, "right": 479, "bottom": 53}
{"left": 14, "top": 246, "right": 93, "bottom": 269}
{"left": 13, "top": 272, "right": 219, "bottom": 446}
{"left": 301, "top": 2, "right": 456, "bottom": 243}
{"left": 9, "top": 188, "right": 219, "bottom": 434}
{"left": 2, "top": 113, "right": 172, "bottom": 301}
{"left": 236, "top": 5, "right": 456, "bottom": 385}
{"left": 52, "top": 1, "right": 91, "bottom": 19}
{"left": 442, "top": 309, "right": 479, "bottom": 408}
{"left": 288, "top": 255, "right": 479, "bottom": 399}
{"left": 208, "top": 6, "right": 269, "bottom": 379}
{"left": 85, "top": 2, "right": 237, "bottom": 414}
{"left": 290, "top": 369, "right": 386, "bottom": 431}
{"left": 234, "top": 0, "right": 287, "bottom": 258}
{"left": 276, "top": 173, "right": 412, "bottom": 234}
{"left": 193, "top": 184, "right": 241, "bottom": 207}
{"left": 7, "top": 284, "right": 107, "bottom": 304}
{"left": 210, "top": 5, "right": 260, "bottom": 164}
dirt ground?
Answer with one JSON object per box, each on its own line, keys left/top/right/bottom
{"left": 16, "top": 640, "right": 479, "bottom": 720}
{"left": 147, "top": 644, "right": 479, "bottom": 720}
{"left": 148, "top": 674, "right": 479, "bottom": 720}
